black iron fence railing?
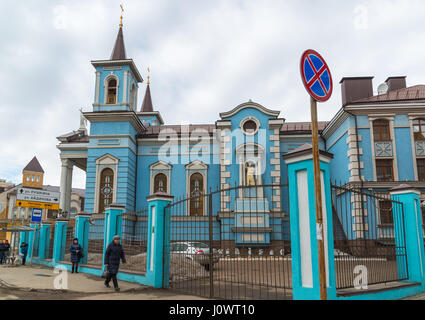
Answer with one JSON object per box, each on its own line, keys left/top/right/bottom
{"left": 331, "top": 183, "right": 408, "bottom": 290}
{"left": 59, "top": 224, "right": 74, "bottom": 263}
{"left": 163, "top": 183, "right": 292, "bottom": 300}
{"left": 86, "top": 215, "right": 105, "bottom": 266}
{"left": 119, "top": 208, "right": 149, "bottom": 274}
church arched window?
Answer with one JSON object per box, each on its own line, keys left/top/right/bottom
{"left": 99, "top": 168, "right": 114, "bottom": 213}
{"left": 106, "top": 78, "right": 117, "bottom": 104}
{"left": 189, "top": 173, "right": 204, "bottom": 216}
{"left": 153, "top": 173, "right": 167, "bottom": 193}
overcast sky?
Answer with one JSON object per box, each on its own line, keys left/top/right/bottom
{"left": 1, "top": 0, "right": 425, "bottom": 189}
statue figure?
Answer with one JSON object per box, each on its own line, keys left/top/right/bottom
{"left": 79, "top": 108, "right": 87, "bottom": 133}
{"left": 245, "top": 162, "right": 256, "bottom": 186}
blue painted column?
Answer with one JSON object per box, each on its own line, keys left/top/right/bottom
{"left": 146, "top": 192, "right": 174, "bottom": 288}
{"left": 283, "top": 145, "right": 337, "bottom": 300}
{"left": 390, "top": 185, "right": 425, "bottom": 285}
{"left": 38, "top": 224, "right": 51, "bottom": 260}
{"left": 103, "top": 204, "right": 125, "bottom": 267}
{"left": 52, "top": 219, "right": 68, "bottom": 263}
{"left": 75, "top": 214, "right": 90, "bottom": 265}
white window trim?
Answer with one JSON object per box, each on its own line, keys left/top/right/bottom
{"left": 408, "top": 114, "right": 425, "bottom": 181}
{"left": 94, "top": 154, "right": 119, "bottom": 213}
{"left": 369, "top": 116, "right": 399, "bottom": 181}
{"left": 186, "top": 160, "right": 208, "bottom": 216}
{"left": 103, "top": 74, "right": 119, "bottom": 105}
{"left": 236, "top": 143, "right": 265, "bottom": 198}
{"left": 150, "top": 161, "right": 172, "bottom": 195}
{"left": 240, "top": 116, "right": 260, "bottom": 136}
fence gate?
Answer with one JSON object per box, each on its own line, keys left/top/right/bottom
{"left": 331, "top": 184, "right": 408, "bottom": 293}
{"left": 163, "top": 184, "right": 292, "bottom": 300}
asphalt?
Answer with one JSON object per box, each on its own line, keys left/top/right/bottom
{"left": 0, "top": 264, "right": 205, "bottom": 300}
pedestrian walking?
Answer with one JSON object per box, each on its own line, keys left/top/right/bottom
{"left": 0, "top": 240, "right": 5, "bottom": 265}
{"left": 70, "top": 238, "right": 82, "bottom": 273}
{"left": 104, "top": 235, "right": 126, "bottom": 292}
{"left": 20, "top": 242, "right": 28, "bottom": 265}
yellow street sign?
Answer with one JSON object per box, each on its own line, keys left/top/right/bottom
{"left": 15, "top": 200, "right": 59, "bottom": 210}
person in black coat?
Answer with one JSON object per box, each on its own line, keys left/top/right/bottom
{"left": 70, "top": 238, "right": 82, "bottom": 273}
{"left": 20, "top": 242, "right": 28, "bottom": 266}
{"left": 0, "top": 241, "right": 5, "bottom": 265}
{"left": 104, "top": 235, "right": 126, "bottom": 291}
{"left": 4, "top": 240, "right": 10, "bottom": 264}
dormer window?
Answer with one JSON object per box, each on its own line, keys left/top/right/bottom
{"left": 107, "top": 78, "right": 117, "bottom": 104}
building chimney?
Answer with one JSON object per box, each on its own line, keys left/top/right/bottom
{"left": 340, "top": 77, "right": 374, "bottom": 106}
{"left": 385, "top": 76, "right": 406, "bottom": 91}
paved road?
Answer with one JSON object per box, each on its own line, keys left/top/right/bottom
{"left": 0, "top": 265, "right": 205, "bottom": 300}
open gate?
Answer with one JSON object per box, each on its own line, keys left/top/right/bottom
{"left": 163, "top": 184, "right": 292, "bottom": 300}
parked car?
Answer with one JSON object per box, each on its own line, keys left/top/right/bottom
{"left": 170, "top": 241, "right": 220, "bottom": 270}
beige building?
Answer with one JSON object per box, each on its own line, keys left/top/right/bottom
{"left": 0, "top": 156, "right": 85, "bottom": 241}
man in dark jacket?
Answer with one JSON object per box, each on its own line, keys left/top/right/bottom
{"left": 4, "top": 240, "right": 10, "bottom": 264}
{"left": 0, "top": 241, "right": 5, "bottom": 265}
{"left": 104, "top": 235, "right": 126, "bottom": 292}
{"left": 20, "top": 242, "right": 28, "bottom": 265}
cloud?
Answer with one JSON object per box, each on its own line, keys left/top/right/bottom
{"left": 1, "top": 0, "right": 425, "bottom": 189}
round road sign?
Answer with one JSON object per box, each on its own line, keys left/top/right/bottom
{"left": 300, "top": 49, "right": 333, "bottom": 102}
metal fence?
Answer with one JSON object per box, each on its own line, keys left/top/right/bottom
{"left": 60, "top": 224, "right": 74, "bottom": 263}
{"left": 331, "top": 183, "right": 408, "bottom": 291}
{"left": 163, "top": 183, "right": 292, "bottom": 300}
{"left": 43, "top": 226, "right": 54, "bottom": 260}
{"left": 119, "top": 208, "right": 149, "bottom": 274}
{"left": 86, "top": 214, "right": 105, "bottom": 266}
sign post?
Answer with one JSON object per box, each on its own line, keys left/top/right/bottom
{"left": 300, "top": 49, "right": 333, "bottom": 300}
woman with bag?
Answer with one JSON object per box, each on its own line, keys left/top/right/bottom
{"left": 70, "top": 238, "right": 82, "bottom": 273}
{"left": 104, "top": 235, "right": 126, "bottom": 292}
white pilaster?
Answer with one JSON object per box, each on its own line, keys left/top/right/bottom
{"left": 59, "top": 159, "right": 69, "bottom": 211}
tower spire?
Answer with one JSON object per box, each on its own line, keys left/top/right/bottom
{"left": 141, "top": 68, "right": 153, "bottom": 112}
{"left": 110, "top": 4, "right": 127, "bottom": 60}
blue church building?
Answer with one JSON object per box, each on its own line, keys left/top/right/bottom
{"left": 56, "top": 21, "right": 425, "bottom": 250}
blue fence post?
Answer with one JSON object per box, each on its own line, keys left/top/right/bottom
{"left": 75, "top": 213, "right": 90, "bottom": 265}
{"left": 146, "top": 192, "right": 174, "bottom": 288}
{"left": 38, "top": 224, "right": 50, "bottom": 260}
{"left": 390, "top": 184, "right": 425, "bottom": 286}
{"left": 103, "top": 204, "right": 125, "bottom": 267}
{"left": 283, "top": 145, "right": 337, "bottom": 300}
{"left": 52, "top": 219, "right": 68, "bottom": 264}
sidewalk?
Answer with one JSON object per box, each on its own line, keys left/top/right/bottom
{"left": 0, "top": 264, "right": 204, "bottom": 300}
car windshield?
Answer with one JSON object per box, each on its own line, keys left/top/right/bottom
{"left": 191, "top": 242, "right": 209, "bottom": 249}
